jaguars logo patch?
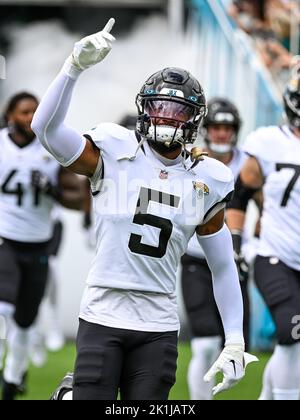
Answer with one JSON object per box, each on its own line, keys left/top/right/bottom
{"left": 193, "top": 181, "right": 209, "bottom": 198}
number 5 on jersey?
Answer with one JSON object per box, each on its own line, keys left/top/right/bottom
{"left": 129, "top": 187, "right": 180, "bottom": 258}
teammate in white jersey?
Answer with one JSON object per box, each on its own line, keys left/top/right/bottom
{"left": 182, "top": 98, "right": 254, "bottom": 400}
{"left": 30, "top": 206, "right": 66, "bottom": 369}
{"left": 0, "top": 92, "right": 82, "bottom": 400}
{"left": 227, "top": 72, "right": 300, "bottom": 400}
{"left": 32, "top": 18, "right": 257, "bottom": 400}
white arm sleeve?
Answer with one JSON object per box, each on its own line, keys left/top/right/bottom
{"left": 31, "top": 68, "right": 86, "bottom": 167}
{"left": 197, "top": 225, "right": 244, "bottom": 346}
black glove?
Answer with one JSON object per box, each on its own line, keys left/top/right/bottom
{"left": 31, "top": 170, "right": 61, "bottom": 200}
{"left": 231, "top": 231, "right": 249, "bottom": 282}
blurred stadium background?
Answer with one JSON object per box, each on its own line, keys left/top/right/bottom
{"left": 1, "top": 0, "right": 298, "bottom": 400}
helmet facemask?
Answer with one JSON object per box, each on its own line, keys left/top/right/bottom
{"left": 136, "top": 97, "right": 205, "bottom": 151}
{"left": 147, "top": 100, "right": 199, "bottom": 145}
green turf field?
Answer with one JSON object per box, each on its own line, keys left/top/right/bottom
{"left": 16, "top": 342, "right": 269, "bottom": 400}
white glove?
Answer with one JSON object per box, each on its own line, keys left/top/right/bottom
{"left": 203, "top": 344, "right": 258, "bottom": 396}
{"left": 64, "top": 18, "right": 116, "bottom": 78}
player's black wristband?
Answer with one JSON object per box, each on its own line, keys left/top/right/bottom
{"left": 231, "top": 230, "right": 243, "bottom": 255}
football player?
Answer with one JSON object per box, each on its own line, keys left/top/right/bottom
{"left": 32, "top": 18, "right": 257, "bottom": 400}
{"left": 30, "top": 206, "right": 66, "bottom": 369}
{"left": 226, "top": 72, "right": 300, "bottom": 400}
{"left": 0, "top": 92, "right": 82, "bottom": 400}
{"left": 181, "top": 98, "right": 258, "bottom": 400}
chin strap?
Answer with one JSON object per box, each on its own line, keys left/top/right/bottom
{"left": 118, "top": 135, "right": 148, "bottom": 162}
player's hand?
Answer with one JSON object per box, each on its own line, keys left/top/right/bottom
{"left": 234, "top": 251, "right": 249, "bottom": 282}
{"left": 231, "top": 230, "right": 249, "bottom": 282}
{"left": 65, "top": 18, "right": 116, "bottom": 75}
{"left": 31, "top": 170, "right": 60, "bottom": 199}
{"left": 203, "top": 344, "right": 258, "bottom": 396}
{"left": 31, "top": 170, "right": 52, "bottom": 192}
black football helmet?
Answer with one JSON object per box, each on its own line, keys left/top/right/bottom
{"left": 283, "top": 72, "right": 300, "bottom": 128}
{"left": 119, "top": 114, "right": 137, "bottom": 131}
{"left": 202, "top": 97, "right": 241, "bottom": 154}
{"left": 135, "top": 67, "right": 207, "bottom": 151}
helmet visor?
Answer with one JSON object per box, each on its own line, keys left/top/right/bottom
{"left": 145, "top": 100, "right": 195, "bottom": 124}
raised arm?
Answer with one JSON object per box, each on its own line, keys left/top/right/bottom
{"left": 31, "top": 18, "right": 116, "bottom": 177}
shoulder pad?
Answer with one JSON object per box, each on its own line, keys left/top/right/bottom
{"left": 194, "top": 156, "right": 234, "bottom": 184}
{"left": 84, "top": 123, "right": 137, "bottom": 159}
{"left": 84, "top": 123, "right": 132, "bottom": 142}
{"left": 243, "top": 126, "right": 280, "bottom": 160}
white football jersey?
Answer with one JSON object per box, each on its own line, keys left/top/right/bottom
{"left": 80, "top": 123, "right": 234, "bottom": 331}
{"left": 243, "top": 124, "right": 300, "bottom": 271}
{"left": 86, "top": 123, "right": 234, "bottom": 294}
{"left": 0, "top": 128, "right": 60, "bottom": 242}
{"left": 187, "top": 147, "right": 247, "bottom": 259}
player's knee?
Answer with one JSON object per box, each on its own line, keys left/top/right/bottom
{"left": 74, "top": 346, "right": 105, "bottom": 386}
{"left": 150, "top": 342, "right": 177, "bottom": 397}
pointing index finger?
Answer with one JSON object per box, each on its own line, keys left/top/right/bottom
{"left": 103, "top": 18, "right": 115, "bottom": 33}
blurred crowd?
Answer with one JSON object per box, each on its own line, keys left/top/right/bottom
{"left": 228, "top": 0, "right": 300, "bottom": 88}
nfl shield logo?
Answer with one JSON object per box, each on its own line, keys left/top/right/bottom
{"left": 159, "top": 170, "right": 169, "bottom": 180}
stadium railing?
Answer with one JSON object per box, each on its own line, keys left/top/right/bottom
{"left": 189, "top": 0, "right": 283, "bottom": 140}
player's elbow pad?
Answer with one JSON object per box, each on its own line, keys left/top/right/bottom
{"left": 227, "top": 175, "right": 259, "bottom": 212}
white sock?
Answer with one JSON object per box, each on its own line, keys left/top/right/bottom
{"left": 265, "top": 343, "right": 300, "bottom": 400}
{"left": 44, "top": 257, "right": 65, "bottom": 350}
{"left": 4, "top": 323, "right": 30, "bottom": 385}
{"left": 62, "top": 391, "right": 73, "bottom": 400}
{"left": 258, "top": 356, "right": 274, "bottom": 400}
{"left": 273, "top": 389, "right": 299, "bottom": 400}
{"left": 188, "top": 336, "right": 222, "bottom": 400}
{"left": 0, "top": 302, "right": 14, "bottom": 371}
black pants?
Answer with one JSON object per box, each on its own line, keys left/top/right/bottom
{"left": 254, "top": 255, "right": 300, "bottom": 345}
{"left": 0, "top": 237, "right": 49, "bottom": 328}
{"left": 73, "top": 319, "right": 178, "bottom": 400}
{"left": 181, "top": 255, "right": 250, "bottom": 350}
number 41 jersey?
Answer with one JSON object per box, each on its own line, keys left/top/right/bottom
{"left": 243, "top": 125, "right": 300, "bottom": 270}
{"left": 86, "top": 123, "right": 234, "bottom": 295}
{"left": 0, "top": 128, "right": 60, "bottom": 242}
